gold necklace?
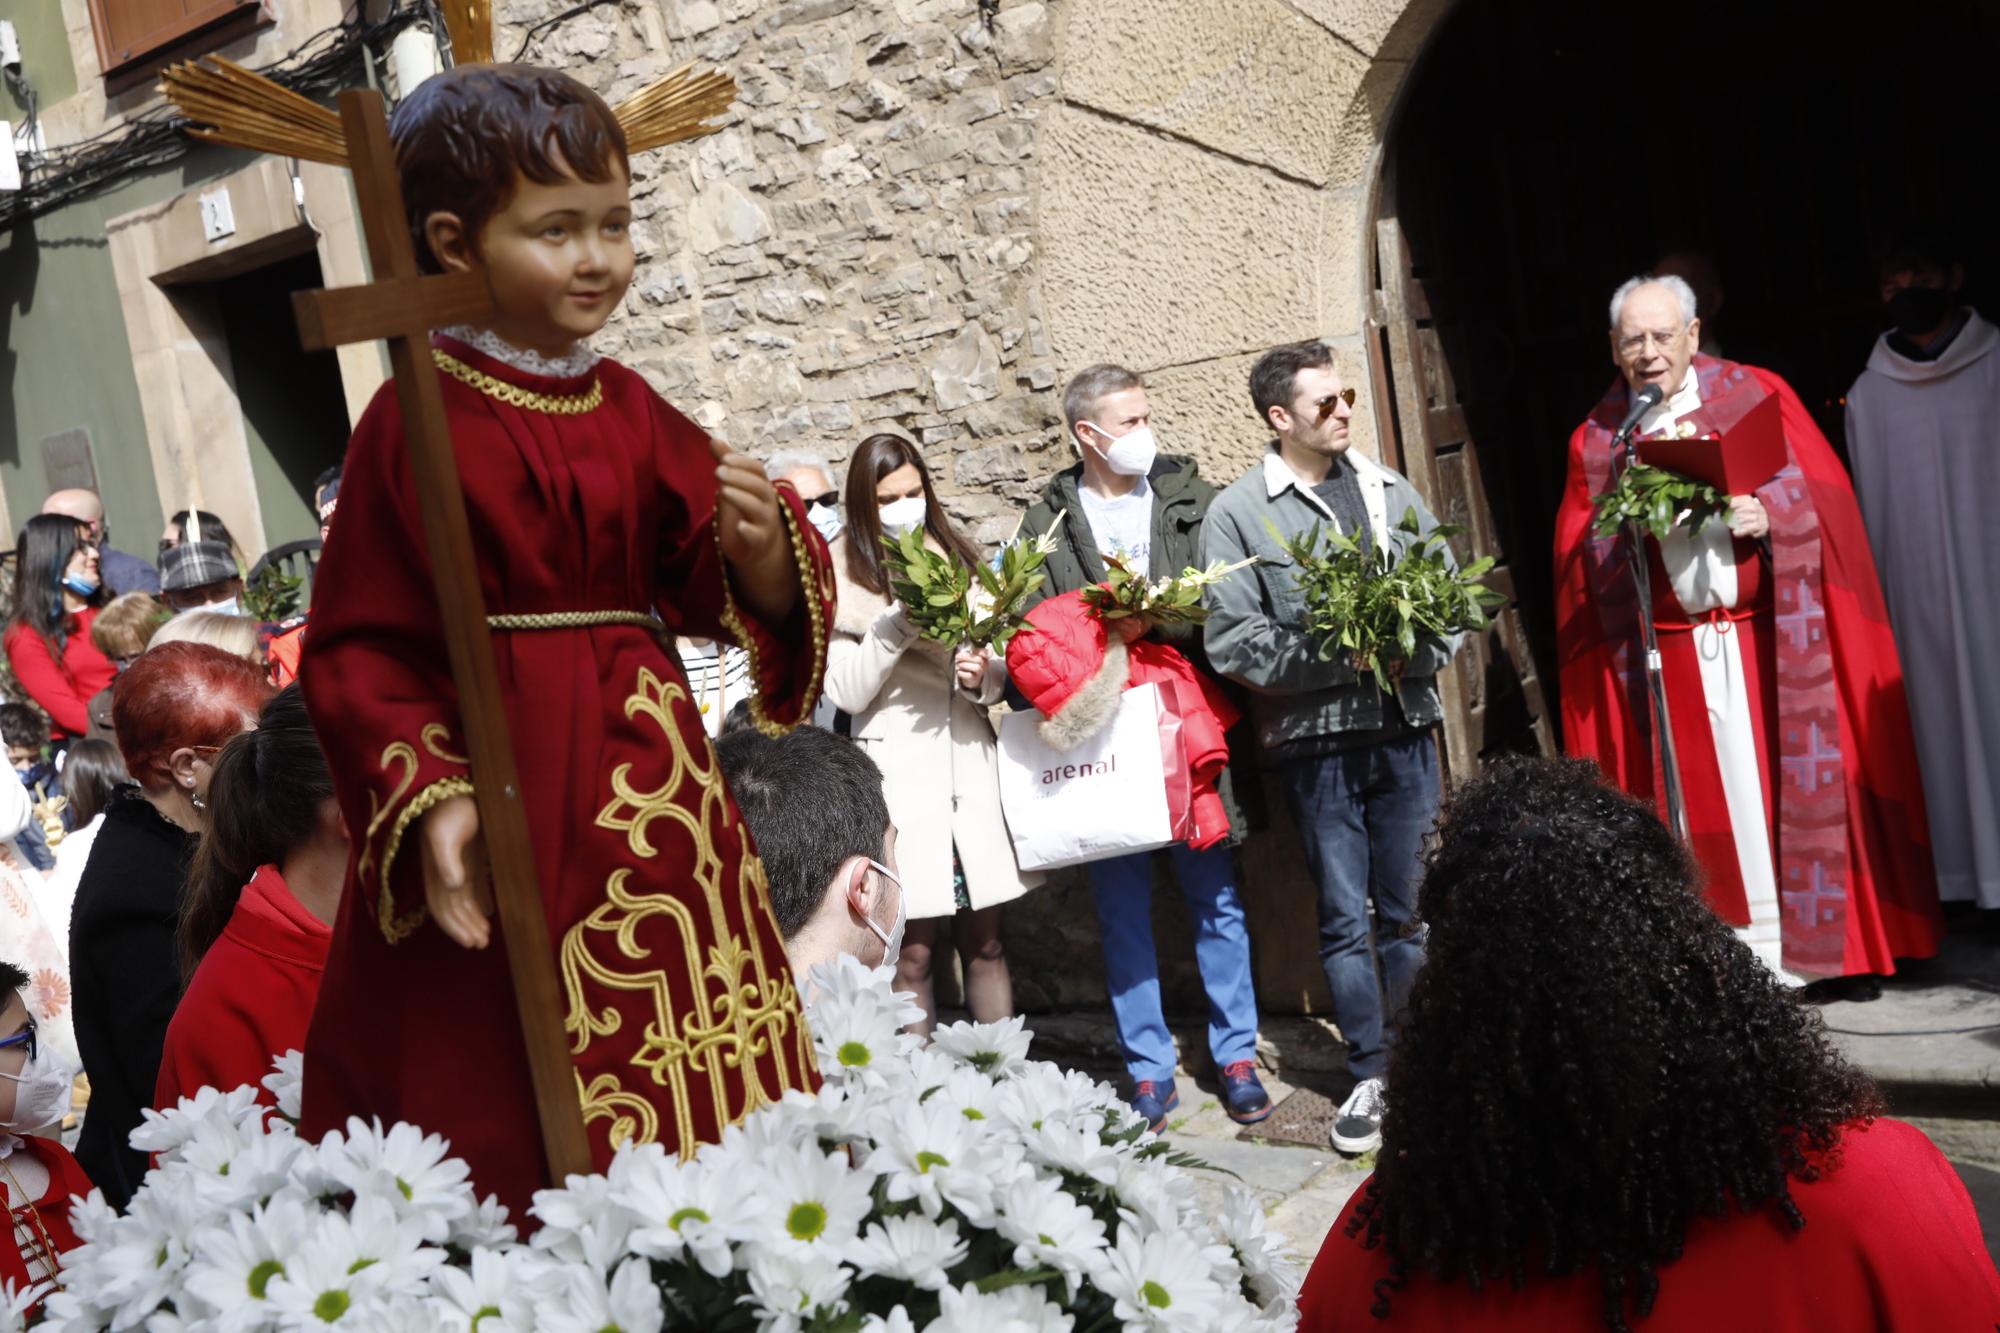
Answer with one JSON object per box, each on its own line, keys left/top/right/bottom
{"left": 432, "top": 348, "right": 604, "bottom": 415}
{"left": 0, "top": 1152, "right": 63, "bottom": 1289}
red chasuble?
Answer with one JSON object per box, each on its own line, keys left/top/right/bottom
{"left": 1554, "top": 357, "right": 1942, "bottom": 977}
{"left": 299, "top": 334, "right": 832, "bottom": 1215}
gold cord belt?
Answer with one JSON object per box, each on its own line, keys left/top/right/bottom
{"left": 434, "top": 348, "right": 604, "bottom": 415}
{"left": 487, "top": 611, "right": 661, "bottom": 632}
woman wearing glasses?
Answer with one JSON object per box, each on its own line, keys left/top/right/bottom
{"left": 156, "top": 686, "right": 344, "bottom": 1111}
{"left": 3, "top": 515, "right": 114, "bottom": 744}
{"left": 0, "top": 960, "right": 92, "bottom": 1297}
{"left": 69, "top": 642, "right": 271, "bottom": 1209}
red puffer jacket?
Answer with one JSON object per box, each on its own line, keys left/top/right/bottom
{"left": 1007, "top": 591, "right": 1239, "bottom": 849}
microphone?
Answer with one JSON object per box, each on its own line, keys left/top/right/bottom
{"left": 1608, "top": 384, "right": 1672, "bottom": 446}
{"left": 1613, "top": 383, "right": 1665, "bottom": 446}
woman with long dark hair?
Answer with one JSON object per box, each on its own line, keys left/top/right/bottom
{"left": 156, "top": 685, "right": 343, "bottom": 1108}
{"left": 1298, "top": 756, "right": 2000, "bottom": 1332}
{"left": 3, "top": 515, "right": 113, "bottom": 740}
{"left": 823, "top": 432, "right": 1035, "bottom": 1033}
{"left": 71, "top": 642, "right": 271, "bottom": 1207}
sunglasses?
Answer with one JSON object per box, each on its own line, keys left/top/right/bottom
{"left": 799, "top": 493, "right": 839, "bottom": 513}
{"left": 1313, "top": 387, "right": 1359, "bottom": 425}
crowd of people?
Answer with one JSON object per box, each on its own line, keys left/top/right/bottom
{"left": 0, "top": 204, "right": 1985, "bottom": 1317}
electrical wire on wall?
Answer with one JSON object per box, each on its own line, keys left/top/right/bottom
{"left": 0, "top": 0, "right": 431, "bottom": 229}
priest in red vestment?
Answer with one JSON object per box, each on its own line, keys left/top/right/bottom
{"left": 299, "top": 65, "right": 834, "bottom": 1215}
{"left": 1554, "top": 275, "right": 1942, "bottom": 981}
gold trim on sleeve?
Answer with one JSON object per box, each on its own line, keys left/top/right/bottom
{"left": 433, "top": 348, "right": 604, "bottom": 415}
{"left": 714, "top": 496, "right": 829, "bottom": 739}
{"left": 376, "top": 777, "right": 476, "bottom": 943}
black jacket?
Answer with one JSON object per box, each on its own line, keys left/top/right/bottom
{"left": 70, "top": 787, "right": 197, "bottom": 1208}
{"left": 1017, "top": 454, "right": 1265, "bottom": 841}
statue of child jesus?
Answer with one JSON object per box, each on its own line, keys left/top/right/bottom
{"left": 298, "top": 64, "right": 832, "bottom": 1213}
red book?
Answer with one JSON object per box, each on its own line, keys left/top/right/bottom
{"left": 1637, "top": 391, "right": 1787, "bottom": 494}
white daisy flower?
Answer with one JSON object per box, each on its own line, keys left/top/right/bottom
{"left": 263, "top": 1050, "right": 305, "bottom": 1121}
{"left": 446, "top": 1195, "right": 518, "bottom": 1251}
{"left": 925, "top": 1281, "right": 1074, "bottom": 1332}
{"left": 747, "top": 1142, "right": 876, "bottom": 1257}
{"left": 180, "top": 1193, "right": 313, "bottom": 1331}
{"left": 927, "top": 1065, "right": 1006, "bottom": 1128}
{"left": 1017, "top": 1118, "right": 1121, "bottom": 1188}
{"left": 1109, "top": 1155, "right": 1199, "bottom": 1236}
{"left": 857, "top": 1309, "right": 918, "bottom": 1333}
{"left": 1212, "top": 1192, "right": 1301, "bottom": 1306}
{"left": 738, "top": 1245, "right": 851, "bottom": 1333}
{"left": 866, "top": 1101, "right": 1007, "bottom": 1227}
{"left": 993, "top": 1174, "right": 1108, "bottom": 1297}
{"left": 130, "top": 1084, "right": 264, "bottom": 1159}
{"left": 1093, "top": 1224, "right": 1234, "bottom": 1332}
{"left": 427, "top": 1245, "right": 548, "bottom": 1332}
{"left": 535, "top": 1257, "right": 664, "bottom": 1333}
{"left": 991, "top": 1064, "right": 1113, "bottom": 1134}
{"left": 848, "top": 1214, "right": 968, "bottom": 1291}
{"left": 803, "top": 955, "right": 921, "bottom": 1026}
{"left": 529, "top": 1171, "right": 633, "bottom": 1275}
{"left": 611, "top": 1145, "right": 755, "bottom": 1279}
{"left": 0, "top": 1280, "right": 43, "bottom": 1333}
{"left": 317, "top": 1118, "right": 474, "bottom": 1243}
{"left": 928, "top": 1016, "right": 1032, "bottom": 1078}
{"left": 809, "top": 990, "right": 909, "bottom": 1091}
{"left": 80, "top": 1188, "right": 202, "bottom": 1327}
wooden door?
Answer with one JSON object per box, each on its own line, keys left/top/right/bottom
{"left": 1368, "top": 212, "right": 1554, "bottom": 775}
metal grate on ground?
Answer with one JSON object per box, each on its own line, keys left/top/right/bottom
{"left": 1237, "top": 1087, "right": 1340, "bottom": 1149}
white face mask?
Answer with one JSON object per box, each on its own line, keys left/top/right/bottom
{"left": 860, "top": 858, "right": 906, "bottom": 970}
{"left": 878, "top": 496, "right": 927, "bottom": 538}
{"left": 1082, "top": 421, "right": 1158, "bottom": 478}
{"left": 0, "top": 1039, "right": 73, "bottom": 1132}
{"left": 808, "top": 505, "right": 844, "bottom": 546}
{"left": 180, "top": 596, "right": 240, "bottom": 619}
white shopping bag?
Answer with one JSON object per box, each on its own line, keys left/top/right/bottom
{"left": 996, "top": 682, "right": 1175, "bottom": 871}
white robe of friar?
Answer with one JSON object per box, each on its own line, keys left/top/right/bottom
{"left": 1846, "top": 309, "right": 2000, "bottom": 910}
{"left": 1639, "top": 371, "right": 1792, "bottom": 980}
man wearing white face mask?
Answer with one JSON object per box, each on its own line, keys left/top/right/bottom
{"left": 159, "top": 539, "right": 245, "bottom": 618}
{"left": 764, "top": 450, "right": 844, "bottom": 548}
{"left": 0, "top": 960, "right": 93, "bottom": 1288}
{"left": 1014, "top": 364, "right": 1270, "bottom": 1133}
{"left": 715, "top": 724, "right": 905, "bottom": 982}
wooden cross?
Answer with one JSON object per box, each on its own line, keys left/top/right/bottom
{"left": 292, "top": 87, "right": 593, "bottom": 1182}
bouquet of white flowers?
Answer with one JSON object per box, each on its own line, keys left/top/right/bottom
{"left": 32, "top": 960, "right": 1299, "bottom": 1332}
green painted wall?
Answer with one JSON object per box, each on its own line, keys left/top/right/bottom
{"left": 0, "top": 152, "right": 238, "bottom": 553}
{"left": 0, "top": 0, "right": 79, "bottom": 119}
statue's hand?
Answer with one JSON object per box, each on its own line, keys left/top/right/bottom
{"left": 711, "top": 435, "right": 799, "bottom": 625}
{"left": 420, "top": 793, "right": 492, "bottom": 949}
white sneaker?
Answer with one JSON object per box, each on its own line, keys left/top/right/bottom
{"left": 1330, "top": 1076, "right": 1386, "bottom": 1154}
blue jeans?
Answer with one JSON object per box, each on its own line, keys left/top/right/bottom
{"left": 1280, "top": 734, "right": 1437, "bottom": 1080}
{"left": 1087, "top": 843, "right": 1260, "bottom": 1084}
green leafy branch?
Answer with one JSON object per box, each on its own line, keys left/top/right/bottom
{"left": 1591, "top": 463, "right": 1728, "bottom": 542}
{"left": 1078, "top": 554, "right": 1259, "bottom": 627}
{"left": 881, "top": 512, "right": 1061, "bottom": 651}
{"left": 1270, "top": 508, "right": 1503, "bottom": 694}
{"left": 242, "top": 561, "right": 305, "bottom": 623}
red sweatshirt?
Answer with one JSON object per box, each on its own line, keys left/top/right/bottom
{"left": 3, "top": 611, "right": 116, "bottom": 739}
{"left": 1299, "top": 1118, "right": 2000, "bottom": 1332}
{"left": 155, "top": 864, "right": 331, "bottom": 1109}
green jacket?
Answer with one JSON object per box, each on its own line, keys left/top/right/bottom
{"left": 1017, "top": 454, "right": 1265, "bottom": 840}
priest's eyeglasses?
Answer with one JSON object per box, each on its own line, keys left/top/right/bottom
{"left": 1313, "top": 387, "right": 1358, "bottom": 424}
{"left": 1615, "top": 327, "right": 1688, "bottom": 356}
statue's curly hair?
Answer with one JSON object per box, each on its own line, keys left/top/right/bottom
{"left": 1349, "top": 756, "right": 1880, "bottom": 1331}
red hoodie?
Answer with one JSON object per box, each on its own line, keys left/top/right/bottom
{"left": 156, "top": 864, "right": 331, "bottom": 1109}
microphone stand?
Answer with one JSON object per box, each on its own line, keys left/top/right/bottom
{"left": 1614, "top": 416, "right": 1691, "bottom": 843}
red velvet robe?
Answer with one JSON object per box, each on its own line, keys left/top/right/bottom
{"left": 1555, "top": 358, "right": 1942, "bottom": 977}
{"left": 155, "top": 864, "right": 329, "bottom": 1111}
{"left": 299, "top": 334, "right": 832, "bottom": 1215}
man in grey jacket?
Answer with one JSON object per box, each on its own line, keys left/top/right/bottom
{"left": 1201, "top": 340, "right": 1462, "bottom": 1155}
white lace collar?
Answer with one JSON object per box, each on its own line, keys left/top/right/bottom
{"left": 437, "top": 326, "right": 600, "bottom": 379}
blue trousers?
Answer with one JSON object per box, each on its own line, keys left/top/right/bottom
{"left": 1280, "top": 734, "right": 1437, "bottom": 1080}
{"left": 1087, "top": 842, "right": 1260, "bottom": 1083}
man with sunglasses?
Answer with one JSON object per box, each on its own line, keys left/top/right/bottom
{"left": 1203, "top": 339, "right": 1464, "bottom": 1157}
{"left": 765, "top": 451, "right": 843, "bottom": 546}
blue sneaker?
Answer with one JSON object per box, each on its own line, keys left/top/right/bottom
{"left": 1221, "top": 1060, "right": 1273, "bottom": 1124}
{"left": 1131, "top": 1078, "right": 1180, "bottom": 1133}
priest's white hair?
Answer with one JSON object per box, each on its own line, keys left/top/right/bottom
{"left": 1608, "top": 274, "right": 1698, "bottom": 330}
{"left": 764, "top": 449, "right": 838, "bottom": 491}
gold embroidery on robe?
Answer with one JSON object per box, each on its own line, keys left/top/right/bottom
{"left": 359, "top": 726, "right": 473, "bottom": 944}
{"left": 715, "top": 495, "right": 830, "bottom": 739}
{"left": 562, "top": 667, "right": 815, "bottom": 1158}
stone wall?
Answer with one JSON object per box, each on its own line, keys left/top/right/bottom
{"left": 494, "top": 0, "right": 1068, "bottom": 545}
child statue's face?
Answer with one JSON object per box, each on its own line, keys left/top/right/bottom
{"left": 427, "top": 156, "right": 636, "bottom": 358}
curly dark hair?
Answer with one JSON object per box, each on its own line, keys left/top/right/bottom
{"left": 1349, "top": 755, "right": 1881, "bottom": 1331}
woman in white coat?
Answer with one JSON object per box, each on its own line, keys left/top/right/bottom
{"left": 825, "top": 433, "right": 1034, "bottom": 1033}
